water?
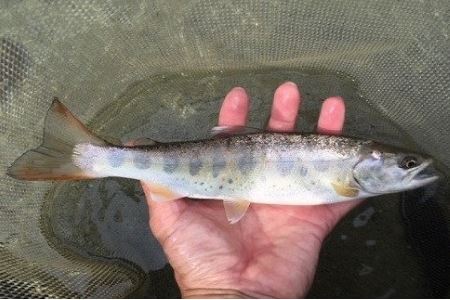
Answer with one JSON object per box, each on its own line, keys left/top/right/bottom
{"left": 41, "top": 68, "right": 434, "bottom": 297}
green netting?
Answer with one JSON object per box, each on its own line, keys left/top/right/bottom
{"left": 1, "top": 0, "right": 448, "bottom": 297}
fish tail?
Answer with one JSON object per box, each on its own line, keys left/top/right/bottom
{"left": 7, "top": 98, "right": 107, "bottom": 180}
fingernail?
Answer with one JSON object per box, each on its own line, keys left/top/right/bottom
{"left": 283, "top": 81, "right": 297, "bottom": 87}
{"left": 232, "top": 87, "right": 245, "bottom": 92}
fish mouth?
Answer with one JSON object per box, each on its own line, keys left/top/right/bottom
{"left": 407, "top": 159, "right": 439, "bottom": 185}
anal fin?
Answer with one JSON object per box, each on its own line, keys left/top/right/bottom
{"left": 223, "top": 200, "right": 251, "bottom": 224}
{"left": 145, "top": 183, "right": 186, "bottom": 202}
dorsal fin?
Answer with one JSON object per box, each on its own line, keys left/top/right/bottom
{"left": 210, "top": 126, "right": 262, "bottom": 137}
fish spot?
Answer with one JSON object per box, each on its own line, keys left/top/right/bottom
{"left": 212, "top": 153, "right": 226, "bottom": 178}
{"left": 313, "top": 160, "right": 329, "bottom": 172}
{"left": 237, "top": 151, "right": 256, "bottom": 175}
{"left": 107, "top": 148, "right": 125, "bottom": 168}
{"left": 163, "top": 154, "right": 179, "bottom": 173}
{"left": 133, "top": 151, "right": 151, "bottom": 169}
{"left": 189, "top": 158, "right": 202, "bottom": 176}
{"left": 219, "top": 185, "right": 223, "bottom": 190}
{"left": 299, "top": 166, "right": 308, "bottom": 177}
{"left": 228, "top": 178, "right": 233, "bottom": 184}
{"left": 277, "top": 159, "right": 295, "bottom": 176}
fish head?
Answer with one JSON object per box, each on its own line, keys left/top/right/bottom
{"left": 352, "top": 143, "right": 439, "bottom": 195}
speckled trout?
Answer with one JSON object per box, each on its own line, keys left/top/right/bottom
{"left": 8, "top": 99, "right": 439, "bottom": 223}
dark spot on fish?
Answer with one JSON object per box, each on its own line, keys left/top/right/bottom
{"left": 238, "top": 151, "right": 256, "bottom": 175}
{"left": 189, "top": 158, "right": 202, "bottom": 176}
{"left": 0, "top": 37, "right": 31, "bottom": 104}
{"left": 277, "top": 158, "right": 295, "bottom": 176}
{"left": 219, "top": 185, "right": 223, "bottom": 190}
{"left": 133, "top": 151, "right": 151, "bottom": 169}
{"left": 200, "top": 182, "right": 204, "bottom": 185}
{"left": 107, "top": 148, "right": 125, "bottom": 168}
{"left": 163, "top": 154, "right": 179, "bottom": 173}
{"left": 313, "top": 160, "right": 329, "bottom": 172}
{"left": 299, "top": 166, "right": 308, "bottom": 177}
{"left": 212, "top": 153, "right": 226, "bottom": 177}
{"left": 228, "top": 179, "right": 233, "bottom": 184}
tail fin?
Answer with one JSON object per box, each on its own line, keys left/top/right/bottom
{"left": 7, "top": 98, "right": 107, "bottom": 180}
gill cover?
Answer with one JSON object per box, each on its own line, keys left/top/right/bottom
{"left": 352, "top": 147, "right": 438, "bottom": 194}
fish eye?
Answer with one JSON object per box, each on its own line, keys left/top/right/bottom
{"left": 399, "top": 156, "right": 418, "bottom": 169}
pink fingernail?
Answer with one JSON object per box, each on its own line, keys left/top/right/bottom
{"left": 232, "top": 87, "right": 245, "bottom": 92}
{"left": 283, "top": 81, "right": 297, "bottom": 87}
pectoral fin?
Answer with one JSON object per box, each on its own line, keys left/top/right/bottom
{"left": 223, "top": 200, "right": 251, "bottom": 224}
{"left": 331, "top": 181, "right": 360, "bottom": 198}
{"left": 211, "top": 126, "right": 262, "bottom": 137}
{"left": 145, "top": 183, "right": 186, "bottom": 202}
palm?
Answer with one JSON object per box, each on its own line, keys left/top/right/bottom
{"left": 143, "top": 83, "right": 359, "bottom": 298}
{"left": 147, "top": 197, "right": 356, "bottom": 298}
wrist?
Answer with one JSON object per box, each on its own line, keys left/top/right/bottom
{"left": 182, "top": 288, "right": 270, "bottom": 299}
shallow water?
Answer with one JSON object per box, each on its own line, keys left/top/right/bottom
{"left": 42, "top": 68, "right": 439, "bottom": 297}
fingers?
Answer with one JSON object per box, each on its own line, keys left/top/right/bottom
{"left": 218, "top": 87, "right": 250, "bottom": 126}
{"left": 317, "top": 96, "right": 345, "bottom": 135}
{"left": 267, "top": 82, "right": 301, "bottom": 132}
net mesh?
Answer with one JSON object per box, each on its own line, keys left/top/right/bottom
{"left": 0, "top": 0, "right": 448, "bottom": 297}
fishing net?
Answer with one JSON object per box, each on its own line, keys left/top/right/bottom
{"left": 1, "top": 0, "right": 449, "bottom": 298}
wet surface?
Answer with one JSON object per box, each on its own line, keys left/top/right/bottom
{"left": 309, "top": 195, "right": 423, "bottom": 298}
{"left": 400, "top": 183, "right": 450, "bottom": 298}
{"left": 44, "top": 179, "right": 167, "bottom": 272}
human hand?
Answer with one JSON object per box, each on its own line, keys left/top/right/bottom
{"left": 141, "top": 82, "right": 361, "bottom": 298}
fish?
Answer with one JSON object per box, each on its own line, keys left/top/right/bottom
{"left": 7, "top": 99, "right": 439, "bottom": 223}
